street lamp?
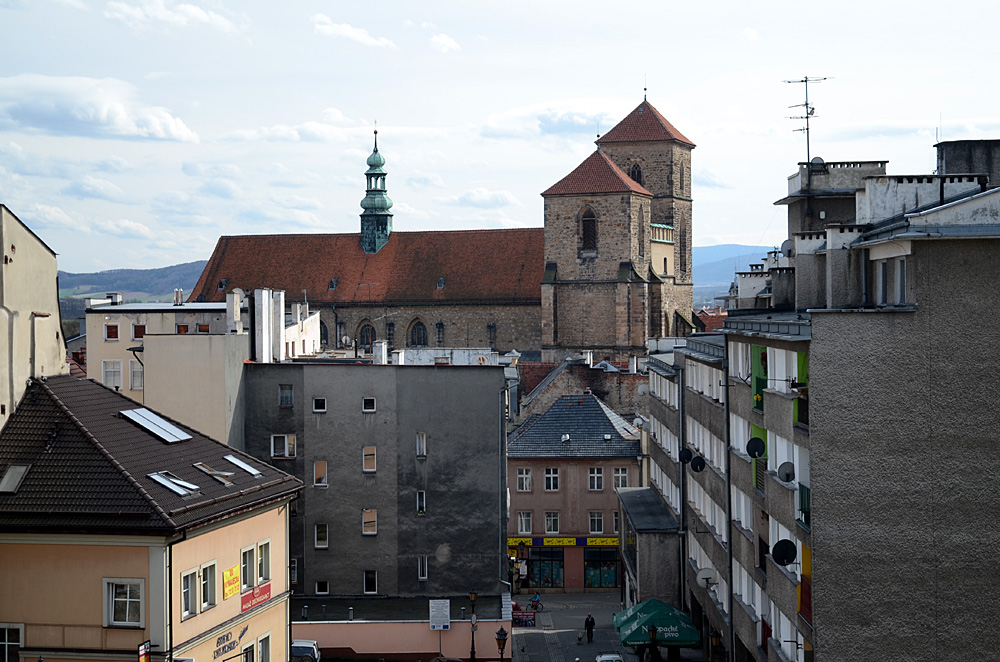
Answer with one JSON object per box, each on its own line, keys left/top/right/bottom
{"left": 469, "top": 589, "right": 479, "bottom": 662}
{"left": 495, "top": 626, "right": 508, "bottom": 662}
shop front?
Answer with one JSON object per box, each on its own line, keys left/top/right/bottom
{"left": 508, "top": 536, "right": 620, "bottom": 592}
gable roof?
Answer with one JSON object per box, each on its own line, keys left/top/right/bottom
{"left": 507, "top": 392, "right": 640, "bottom": 458}
{"left": 541, "top": 150, "right": 653, "bottom": 197}
{"left": 0, "top": 376, "right": 301, "bottom": 533}
{"left": 596, "top": 101, "right": 695, "bottom": 147}
{"left": 190, "top": 228, "right": 544, "bottom": 305}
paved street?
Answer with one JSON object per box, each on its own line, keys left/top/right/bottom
{"left": 510, "top": 594, "right": 703, "bottom": 662}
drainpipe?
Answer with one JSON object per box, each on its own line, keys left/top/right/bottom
{"left": 676, "top": 364, "right": 687, "bottom": 608}
{"left": 860, "top": 248, "right": 869, "bottom": 305}
{"left": 498, "top": 380, "right": 517, "bottom": 595}
{"left": 722, "top": 341, "right": 735, "bottom": 662}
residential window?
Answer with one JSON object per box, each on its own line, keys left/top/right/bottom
{"left": 240, "top": 547, "right": 256, "bottom": 591}
{"left": 105, "top": 579, "right": 143, "bottom": 627}
{"left": 315, "top": 580, "right": 329, "bottom": 595}
{"left": 242, "top": 642, "right": 254, "bottom": 662}
{"left": 589, "top": 511, "right": 604, "bottom": 535}
{"left": 176, "top": 324, "right": 189, "bottom": 334}
{"left": 362, "top": 397, "right": 376, "bottom": 413}
{"left": 270, "top": 434, "right": 296, "bottom": 459}
{"left": 363, "top": 446, "right": 377, "bottom": 472}
{"left": 278, "top": 384, "right": 293, "bottom": 407}
{"left": 363, "top": 570, "right": 377, "bottom": 594}
{"left": 589, "top": 467, "right": 603, "bottom": 491}
{"left": 181, "top": 569, "right": 198, "bottom": 618}
{"left": 197, "top": 323, "right": 210, "bottom": 333}
{"left": 614, "top": 467, "right": 628, "bottom": 488}
{"left": 418, "top": 555, "right": 429, "bottom": 581}
{"left": 201, "top": 562, "right": 217, "bottom": 610}
{"left": 517, "top": 511, "right": 532, "bottom": 535}
{"left": 129, "top": 359, "right": 143, "bottom": 391}
{"left": 102, "top": 360, "right": 123, "bottom": 390}
{"left": 104, "top": 323, "right": 119, "bottom": 340}
{"left": 545, "top": 511, "right": 559, "bottom": 534}
{"left": 314, "top": 461, "right": 328, "bottom": 487}
{"left": 416, "top": 432, "right": 427, "bottom": 457}
{"left": 0, "top": 625, "right": 22, "bottom": 662}
{"left": 258, "top": 635, "right": 270, "bottom": 662}
{"left": 315, "top": 524, "right": 329, "bottom": 549}
{"left": 896, "top": 257, "right": 907, "bottom": 304}
{"left": 257, "top": 540, "right": 270, "bottom": 583}
{"left": 290, "top": 559, "right": 298, "bottom": 585}
{"left": 544, "top": 467, "right": 559, "bottom": 491}
{"left": 309, "top": 398, "right": 326, "bottom": 413}
{"left": 363, "top": 509, "right": 377, "bottom": 535}
{"left": 517, "top": 468, "right": 531, "bottom": 492}
{"left": 131, "top": 323, "right": 145, "bottom": 339}
{"left": 417, "top": 490, "right": 426, "bottom": 515}
{"left": 613, "top": 510, "right": 620, "bottom": 534}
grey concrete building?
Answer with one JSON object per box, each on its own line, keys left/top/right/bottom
{"left": 242, "top": 361, "right": 509, "bottom": 621}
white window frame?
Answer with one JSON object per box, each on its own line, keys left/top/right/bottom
{"left": 416, "top": 432, "right": 427, "bottom": 457}
{"left": 103, "top": 578, "right": 145, "bottom": 628}
{"left": 129, "top": 359, "right": 143, "bottom": 391}
{"left": 270, "top": 434, "right": 296, "bottom": 459}
{"left": 104, "top": 322, "right": 119, "bottom": 341}
{"left": 241, "top": 640, "right": 255, "bottom": 662}
{"left": 290, "top": 559, "right": 298, "bottom": 585}
{"left": 363, "top": 446, "right": 376, "bottom": 472}
{"left": 131, "top": 323, "right": 145, "bottom": 340}
{"left": 417, "top": 490, "right": 426, "bottom": 514}
{"left": 102, "top": 359, "right": 123, "bottom": 390}
{"left": 181, "top": 568, "right": 199, "bottom": 618}
{"left": 362, "top": 509, "right": 377, "bottom": 535}
{"left": 417, "top": 555, "right": 429, "bottom": 581}
{"left": 240, "top": 545, "right": 256, "bottom": 591}
{"left": 544, "top": 511, "right": 559, "bottom": 534}
{"left": 313, "top": 461, "right": 328, "bottom": 487}
{"left": 517, "top": 511, "right": 532, "bottom": 535}
{"left": 614, "top": 467, "right": 628, "bottom": 488}
{"left": 363, "top": 570, "right": 378, "bottom": 595}
{"left": 200, "top": 560, "right": 217, "bottom": 611}
{"left": 613, "top": 510, "right": 620, "bottom": 534}
{"left": 589, "top": 511, "right": 604, "bottom": 535}
{"left": 257, "top": 539, "right": 271, "bottom": 583}
{"left": 544, "top": 467, "right": 559, "bottom": 491}
{"left": 257, "top": 633, "right": 271, "bottom": 662}
{"left": 315, "top": 523, "right": 329, "bottom": 549}
{"left": 588, "top": 467, "right": 603, "bottom": 491}
{"left": 278, "top": 384, "right": 293, "bottom": 407}
{"left": 517, "top": 468, "right": 531, "bottom": 492}
{"left": 312, "top": 398, "right": 327, "bottom": 413}
{"left": 362, "top": 397, "right": 376, "bottom": 413}
{"left": 315, "top": 580, "right": 329, "bottom": 595}
{"left": 0, "top": 623, "right": 24, "bottom": 662}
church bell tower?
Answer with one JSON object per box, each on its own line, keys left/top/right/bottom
{"left": 360, "top": 130, "right": 393, "bottom": 254}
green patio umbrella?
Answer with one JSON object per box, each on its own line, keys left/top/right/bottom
{"left": 615, "top": 601, "right": 700, "bottom": 647}
{"left": 613, "top": 598, "right": 684, "bottom": 629}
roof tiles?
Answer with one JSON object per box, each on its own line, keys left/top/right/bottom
{"left": 508, "top": 393, "right": 640, "bottom": 459}
{"left": 596, "top": 101, "right": 695, "bottom": 147}
{"left": 541, "top": 150, "right": 652, "bottom": 197}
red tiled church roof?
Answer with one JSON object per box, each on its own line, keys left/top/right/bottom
{"left": 189, "top": 228, "right": 544, "bottom": 305}
{"left": 596, "top": 101, "right": 695, "bottom": 147}
{"left": 541, "top": 150, "right": 652, "bottom": 197}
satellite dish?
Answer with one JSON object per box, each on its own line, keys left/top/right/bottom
{"left": 777, "top": 462, "right": 795, "bottom": 483}
{"left": 780, "top": 239, "right": 795, "bottom": 258}
{"left": 695, "top": 568, "right": 717, "bottom": 588}
{"left": 690, "top": 456, "right": 706, "bottom": 473}
{"left": 632, "top": 417, "right": 645, "bottom": 430}
{"left": 771, "top": 539, "right": 797, "bottom": 566}
{"left": 342, "top": 335, "right": 351, "bottom": 345}
{"left": 746, "top": 437, "right": 765, "bottom": 459}
{"left": 679, "top": 448, "right": 693, "bottom": 464}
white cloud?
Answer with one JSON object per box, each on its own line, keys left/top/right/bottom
{"left": 436, "top": 187, "right": 520, "bottom": 209}
{"left": 743, "top": 27, "right": 758, "bottom": 41}
{"left": 56, "top": 0, "right": 89, "bottom": 9}
{"left": 198, "top": 178, "right": 241, "bottom": 198}
{"left": 62, "top": 175, "right": 129, "bottom": 201}
{"left": 93, "top": 217, "right": 154, "bottom": 239}
{"left": 479, "top": 101, "right": 616, "bottom": 140}
{"left": 406, "top": 171, "right": 445, "bottom": 189}
{"left": 393, "top": 201, "right": 432, "bottom": 220}
{"left": 24, "top": 204, "right": 81, "bottom": 231}
{"left": 271, "top": 193, "right": 323, "bottom": 210}
{"left": 265, "top": 162, "right": 323, "bottom": 188}
{"left": 430, "top": 33, "right": 460, "bottom": 54}
{"left": 105, "top": 0, "right": 239, "bottom": 33}
{"left": 311, "top": 14, "right": 397, "bottom": 49}
{"left": 0, "top": 74, "right": 198, "bottom": 142}
{"left": 96, "top": 155, "right": 134, "bottom": 173}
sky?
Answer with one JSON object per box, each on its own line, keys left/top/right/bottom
{"left": 2, "top": 0, "right": 1000, "bottom": 273}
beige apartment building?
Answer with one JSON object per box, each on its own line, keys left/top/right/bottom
{"left": 0, "top": 375, "right": 302, "bottom": 662}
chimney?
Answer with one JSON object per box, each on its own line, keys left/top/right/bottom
{"left": 291, "top": 303, "right": 301, "bottom": 324}
{"left": 226, "top": 291, "right": 243, "bottom": 333}
{"left": 628, "top": 356, "right": 637, "bottom": 374}
{"left": 108, "top": 292, "right": 123, "bottom": 305}
{"left": 373, "top": 340, "right": 389, "bottom": 364}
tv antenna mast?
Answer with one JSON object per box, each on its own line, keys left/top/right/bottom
{"left": 784, "top": 76, "right": 827, "bottom": 164}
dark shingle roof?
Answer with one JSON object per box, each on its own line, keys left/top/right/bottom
{"left": 189, "top": 228, "right": 544, "bottom": 305}
{"left": 508, "top": 393, "right": 640, "bottom": 458}
{"left": 0, "top": 376, "right": 301, "bottom": 533}
{"left": 595, "top": 101, "right": 695, "bottom": 147}
{"left": 541, "top": 150, "right": 652, "bottom": 197}
{"left": 618, "top": 487, "right": 677, "bottom": 532}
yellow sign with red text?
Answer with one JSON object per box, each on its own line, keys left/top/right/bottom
{"left": 223, "top": 565, "right": 240, "bottom": 600}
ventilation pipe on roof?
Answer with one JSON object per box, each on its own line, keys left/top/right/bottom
{"left": 373, "top": 341, "right": 389, "bottom": 365}
{"left": 628, "top": 355, "right": 638, "bottom": 374}
{"left": 107, "top": 292, "right": 123, "bottom": 305}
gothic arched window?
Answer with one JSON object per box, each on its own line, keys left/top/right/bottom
{"left": 359, "top": 323, "right": 376, "bottom": 350}
{"left": 630, "top": 163, "right": 643, "bottom": 186}
{"left": 581, "top": 208, "right": 597, "bottom": 252}
{"left": 410, "top": 321, "right": 428, "bottom": 347}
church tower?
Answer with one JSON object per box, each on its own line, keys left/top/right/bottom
{"left": 360, "top": 130, "right": 393, "bottom": 254}
{"left": 540, "top": 100, "right": 695, "bottom": 362}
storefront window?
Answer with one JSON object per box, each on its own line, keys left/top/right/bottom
{"left": 527, "top": 547, "right": 564, "bottom": 588}
{"left": 584, "top": 548, "right": 619, "bottom": 588}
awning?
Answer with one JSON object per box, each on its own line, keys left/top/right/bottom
{"left": 614, "top": 599, "right": 700, "bottom": 647}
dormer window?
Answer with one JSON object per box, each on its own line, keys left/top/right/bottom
{"left": 328, "top": 278, "right": 338, "bottom": 290}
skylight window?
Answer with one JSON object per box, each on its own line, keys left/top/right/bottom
{"left": 194, "top": 462, "right": 235, "bottom": 486}
{"left": 0, "top": 464, "right": 30, "bottom": 493}
{"left": 148, "top": 471, "right": 199, "bottom": 496}
{"left": 121, "top": 408, "right": 192, "bottom": 443}
{"left": 224, "top": 454, "right": 262, "bottom": 478}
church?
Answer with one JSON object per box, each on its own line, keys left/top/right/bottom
{"left": 189, "top": 99, "right": 694, "bottom": 361}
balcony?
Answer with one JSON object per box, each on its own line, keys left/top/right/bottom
{"left": 799, "top": 576, "right": 813, "bottom": 624}
{"left": 753, "top": 377, "right": 766, "bottom": 412}
{"left": 794, "top": 388, "right": 809, "bottom": 427}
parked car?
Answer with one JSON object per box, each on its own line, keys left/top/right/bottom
{"left": 291, "top": 640, "right": 320, "bottom": 662}
{"left": 595, "top": 653, "right": 624, "bottom": 662}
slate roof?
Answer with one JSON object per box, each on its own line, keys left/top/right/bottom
{"left": 0, "top": 375, "right": 301, "bottom": 533}
{"left": 618, "top": 487, "right": 677, "bottom": 532}
{"left": 595, "top": 101, "right": 695, "bottom": 147}
{"left": 507, "top": 393, "right": 640, "bottom": 459}
{"left": 189, "top": 228, "right": 544, "bottom": 305}
{"left": 541, "top": 150, "right": 652, "bottom": 197}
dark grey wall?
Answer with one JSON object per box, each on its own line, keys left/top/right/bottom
{"left": 809, "top": 239, "right": 1000, "bottom": 660}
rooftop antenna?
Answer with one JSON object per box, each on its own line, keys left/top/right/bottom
{"left": 644, "top": 74, "right": 647, "bottom": 101}
{"left": 783, "top": 76, "right": 827, "bottom": 164}
{"left": 373, "top": 118, "right": 378, "bottom": 150}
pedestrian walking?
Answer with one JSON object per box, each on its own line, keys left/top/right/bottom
{"left": 585, "top": 613, "right": 596, "bottom": 643}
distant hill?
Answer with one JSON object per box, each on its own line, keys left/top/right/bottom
{"left": 59, "top": 260, "right": 207, "bottom": 301}
{"left": 693, "top": 244, "right": 771, "bottom": 287}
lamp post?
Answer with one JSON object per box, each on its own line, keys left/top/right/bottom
{"left": 469, "top": 589, "right": 478, "bottom": 662}
{"left": 495, "top": 626, "right": 508, "bottom": 662}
